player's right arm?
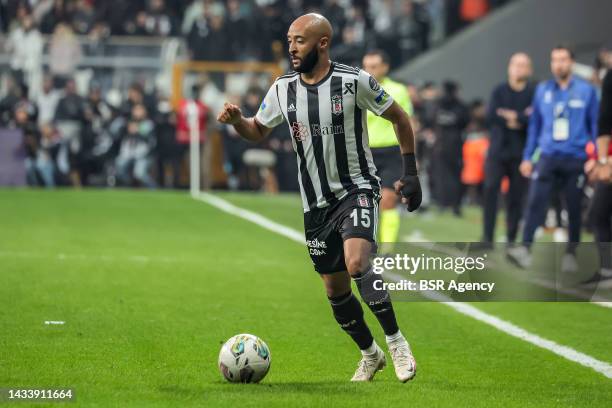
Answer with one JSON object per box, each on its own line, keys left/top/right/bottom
{"left": 217, "top": 103, "right": 272, "bottom": 143}
{"left": 217, "top": 83, "right": 284, "bottom": 143}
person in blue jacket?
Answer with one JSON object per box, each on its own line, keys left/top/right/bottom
{"left": 507, "top": 45, "right": 599, "bottom": 273}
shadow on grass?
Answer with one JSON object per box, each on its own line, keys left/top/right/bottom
{"left": 158, "top": 379, "right": 383, "bottom": 398}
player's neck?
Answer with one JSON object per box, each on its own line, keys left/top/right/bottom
{"left": 556, "top": 75, "right": 572, "bottom": 90}
{"left": 508, "top": 78, "right": 527, "bottom": 92}
{"left": 300, "top": 59, "right": 332, "bottom": 85}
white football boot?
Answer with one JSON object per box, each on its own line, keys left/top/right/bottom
{"left": 350, "top": 344, "right": 386, "bottom": 382}
{"left": 388, "top": 339, "right": 417, "bottom": 382}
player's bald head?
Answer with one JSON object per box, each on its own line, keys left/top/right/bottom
{"left": 288, "top": 13, "right": 333, "bottom": 43}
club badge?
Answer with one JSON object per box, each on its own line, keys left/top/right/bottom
{"left": 331, "top": 95, "right": 343, "bottom": 115}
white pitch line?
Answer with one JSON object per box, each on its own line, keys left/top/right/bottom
{"left": 194, "top": 191, "right": 612, "bottom": 380}
{"left": 400, "top": 238, "right": 612, "bottom": 309}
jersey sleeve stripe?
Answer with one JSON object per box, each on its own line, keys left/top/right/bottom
{"left": 307, "top": 85, "right": 338, "bottom": 206}
{"left": 331, "top": 76, "right": 358, "bottom": 192}
{"left": 287, "top": 80, "right": 318, "bottom": 209}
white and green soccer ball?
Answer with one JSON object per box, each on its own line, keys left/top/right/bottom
{"left": 218, "top": 334, "right": 271, "bottom": 383}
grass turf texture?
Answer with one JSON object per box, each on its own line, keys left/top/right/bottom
{"left": 1, "top": 189, "right": 611, "bottom": 407}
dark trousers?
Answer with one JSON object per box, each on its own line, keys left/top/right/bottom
{"left": 482, "top": 157, "right": 527, "bottom": 243}
{"left": 433, "top": 155, "right": 463, "bottom": 212}
{"left": 590, "top": 182, "right": 612, "bottom": 269}
{"left": 522, "top": 155, "right": 585, "bottom": 253}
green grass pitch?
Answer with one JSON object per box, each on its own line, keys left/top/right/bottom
{"left": 1, "top": 189, "right": 611, "bottom": 407}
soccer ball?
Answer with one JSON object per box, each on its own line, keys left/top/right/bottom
{"left": 218, "top": 334, "right": 271, "bottom": 383}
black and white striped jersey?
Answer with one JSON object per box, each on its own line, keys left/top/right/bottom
{"left": 255, "top": 62, "right": 394, "bottom": 212}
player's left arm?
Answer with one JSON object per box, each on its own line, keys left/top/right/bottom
{"left": 381, "top": 101, "right": 416, "bottom": 155}
{"left": 356, "top": 70, "right": 421, "bottom": 211}
{"left": 381, "top": 101, "right": 421, "bottom": 212}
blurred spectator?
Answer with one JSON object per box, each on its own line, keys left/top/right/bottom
{"left": 480, "top": 53, "right": 534, "bottom": 247}
{"left": 15, "top": 103, "right": 44, "bottom": 186}
{"left": 0, "top": 77, "right": 31, "bottom": 126}
{"left": 507, "top": 46, "right": 599, "bottom": 272}
{"left": 225, "top": 0, "right": 251, "bottom": 61}
{"left": 55, "top": 79, "right": 87, "bottom": 186}
{"left": 187, "top": 3, "right": 230, "bottom": 61}
{"left": 222, "top": 87, "right": 259, "bottom": 190}
{"left": 144, "top": 0, "right": 177, "bottom": 36}
{"left": 392, "top": 0, "right": 430, "bottom": 65}
{"left": 333, "top": 24, "right": 369, "bottom": 67}
{"left": 72, "top": 0, "right": 96, "bottom": 35}
{"left": 49, "top": 23, "right": 82, "bottom": 89}
{"left": 36, "top": 75, "right": 61, "bottom": 126}
{"left": 323, "top": 0, "right": 346, "bottom": 39}
{"left": 6, "top": 14, "right": 43, "bottom": 98}
{"left": 40, "top": 0, "right": 75, "bottom": 34}
{"left": 175, "top": 84, "right": 210, "bottom": 189}
{"left": 181, "top": 0, "right": 206, "bottom": 36}
{"left": 36, "top": 123, "right": 61, "bottom": 187}
{"left": 431, "top": 80, "right": 469, "bottom": 215}
{"left": 152, "top": 94, "right": 179, "bottom": 188}
{"left": 461, "top": 100, "right": 489, "bottom": 205}
{"left": 116, "top": 104, "right": 157, "bottom": 188}
{"left": 55, "top": 79, "right": 86, "bottom": 122}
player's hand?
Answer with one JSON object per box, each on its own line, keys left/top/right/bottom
{"left": 600, "top": 164, "right": 612, "bottom": 183}
{"left": 585, "top": 159, "right": 598, "bottom": 182}
{"left": 589, "top": 162, "right": 612, "bottom": 183}
{"left": 217, "top": 103, "right": 243, "bottom": 125}
{"left": 394, "top": 176, "right": 422, "bottom": 212}
{"left": 519, "top": 160, "right": 533, "bottom": 178}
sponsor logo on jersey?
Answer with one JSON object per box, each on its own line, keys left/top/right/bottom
{"left": 344, "top": 83, "right": 354, "bottom": 95}
{"left": 369, "top": 76, "right": 381, "bottom": 92}
{"left": 310, "top": 124, "right": 345, "bottom": 137}
{"left": 375, "top": 90, "right": 389, "bottom": 105}
{"left": 291, "top": 121, "right": 309, "bottom": 142}
{"left": 357, "top": 193, "right": 370, "bottom": 208}
{"left": 260, "top": 101, "right": 267, "bottom": 111}
{"left": 287, "top": 103, "right": 296, "bottom": 112}
{"left": 307, "top": 238, "right": 327, "bottom": 256}
{"left": 331, "top": 95, "right": 343, "bottom": 115}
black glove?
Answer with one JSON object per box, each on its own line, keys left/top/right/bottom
{"left": 395, "top": 153, "right": 422, "bottom": 212}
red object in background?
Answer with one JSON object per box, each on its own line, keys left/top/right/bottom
{"left": 585, "top": 141, "right": 612, "bottom": 160}
{"left": 462, "top": 135, "right": 490, "bottom": 185}
{"left": 176, "top": 99, "right": 209, "bottom": 144}
{"left": 460, "top": 0, "right": 490, "bottom": 21}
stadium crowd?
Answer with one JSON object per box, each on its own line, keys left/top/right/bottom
{"left": 0, "top": 0, "right": 515, "bottom": 190}
{"left": 1, "top": 0, "right": 512, "bottom": 65}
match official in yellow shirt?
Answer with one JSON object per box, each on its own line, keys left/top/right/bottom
{"left": 363, "top": 50, "right": 414, "bottom": 247}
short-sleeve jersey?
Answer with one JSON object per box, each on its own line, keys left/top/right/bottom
{"left": 256, "top": 62, "right": 394, "bottom": 212}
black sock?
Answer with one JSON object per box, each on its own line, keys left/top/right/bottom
{"left": 353, "top": 267, "right": 399, "bottom": 336}
{"left": 328, "top": 291, "right": 374, "bottom": 350}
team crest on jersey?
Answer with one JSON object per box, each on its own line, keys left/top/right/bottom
{"left": 291, "top": 121, "right": 309, "bottom": 142}
{"left": 331, "top": 95, "right": 343, "bottom": 115}
{"left": 357, "top": 194, "right": 371, "bottom": 208}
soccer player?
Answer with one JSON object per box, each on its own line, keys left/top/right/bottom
{"left": 507, "top": 45, "right": 599, "bottom": 271}
{"left": 362, "top": 50, "right": 415, "bottom": 250}
{"left": 217, "top": 13, "right": 421, "bottom": 382}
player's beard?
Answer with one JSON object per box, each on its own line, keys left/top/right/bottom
{"left": 292, "top": 46, "right": 319, "bottom": 73}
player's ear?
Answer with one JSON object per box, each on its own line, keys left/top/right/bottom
{"left": 319, "top": 36, "right": 329, "bottom": 51}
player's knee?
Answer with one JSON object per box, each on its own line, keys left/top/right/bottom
{"left": 345, "top": 255, "right": 368, "bottom": 277}
{"left": 380, "top": 194, "right": 396, "bottom": 210}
